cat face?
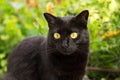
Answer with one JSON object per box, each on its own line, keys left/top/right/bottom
{"left": 44, "top": 10, "right": 89, "bottom": 55}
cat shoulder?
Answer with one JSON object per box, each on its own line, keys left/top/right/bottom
{"left": 6, "top": 36, "right": 46, "bottom": 78}
{"left": 22, "top": 36, "right": 46, "bottom": 47}
{"left": 8, "top": 36, "right": 46, "bottom": 60}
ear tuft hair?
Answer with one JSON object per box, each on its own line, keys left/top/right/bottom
{"left": 76, "top": 10, "right": 89, "bottom": 24}
{"left": 44, "top": 13, "right": 57, "bottom": 24}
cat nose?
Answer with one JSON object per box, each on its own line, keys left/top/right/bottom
{"left": 62, "top": 38, "right": 69, "bottom": 49}
{"left": 62, "top": 43, "right": 69, "bottom": 49}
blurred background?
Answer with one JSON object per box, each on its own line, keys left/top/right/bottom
{"left": 0, "top": 0, "right": 120, "bottom": 80}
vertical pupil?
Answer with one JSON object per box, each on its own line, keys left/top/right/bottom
{"left": 57, "top": 34, "right": 59, "bottom": 37}
{"left": 73, "top": 33, "right": 75, "bottom": 37}
{"left": 56, "top": 34, "right": 59, "bottom": 38}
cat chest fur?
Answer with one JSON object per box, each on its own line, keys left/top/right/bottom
{"left": 47, "top": 47, "right": 89, "bottom": 77}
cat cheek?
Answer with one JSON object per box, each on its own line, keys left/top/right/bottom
{"left": 76, "top": 39, "right": 81, "bottom": 44}
{"left": 71, "top": 45, "right": 77, "bottom": 50}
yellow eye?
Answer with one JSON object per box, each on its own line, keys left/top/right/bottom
{"left": 70, "top": 32, "right": 78, "bottom": 39}
{"left": 54, "top": 33, "right": 61, "bottom": 39}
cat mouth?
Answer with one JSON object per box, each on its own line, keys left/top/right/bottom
{"left": 58, "top": 48, "right": 75, "bottom": 55}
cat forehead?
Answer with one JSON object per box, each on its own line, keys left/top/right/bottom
{"left": 59, "top": 16, "right": 74, "bottom": 23}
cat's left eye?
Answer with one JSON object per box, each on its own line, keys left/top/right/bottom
{"left": 70, "top": 32, "right": 78, "bottom": 39}
{"left": 54, "top": 33, "right": 61, "bottom": 39}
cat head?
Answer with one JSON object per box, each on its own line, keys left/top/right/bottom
{"left": 44, "top": 10, "right": 89, "bottom": 55}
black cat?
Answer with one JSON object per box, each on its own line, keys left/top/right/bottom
{"left": 5, "top": 10, "right": 90, "bottom": 80}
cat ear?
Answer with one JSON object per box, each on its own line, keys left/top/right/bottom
{"left": 44, "top": 13, "right": 57, "bottom": 24}
{"left": 75, "top": 10, "right": 89, "bottom": 24}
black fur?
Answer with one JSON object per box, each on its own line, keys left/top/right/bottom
{"left": 5, "top": 10, "right": 89, "bottom": 80}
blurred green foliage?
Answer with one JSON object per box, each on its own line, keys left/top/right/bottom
{"left": 0, "top": 0, "right": 120, "bottom": 80}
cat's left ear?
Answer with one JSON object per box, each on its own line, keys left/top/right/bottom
{"left": 75, "top": 10, "right": 89, "bottom": 24}
{"left": 44, "top": 13, "right": 57, "bottom": 24}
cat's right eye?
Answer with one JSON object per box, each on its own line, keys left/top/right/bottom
{"left": 54, "top": 33, "right": 61, "bottom": 39}
{"left": 70, "top": 32, "right": 78, "bottom": 39}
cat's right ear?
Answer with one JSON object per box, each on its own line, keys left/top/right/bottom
{"left": 44, "top": 13, "right": 57, "bottom": 25}
{"left": 75, "top": 10, "right": 89, "bottom": 25}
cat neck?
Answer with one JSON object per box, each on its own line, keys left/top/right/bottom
{"left": 48, "top": 51, "right": 88, "bottom": 74}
